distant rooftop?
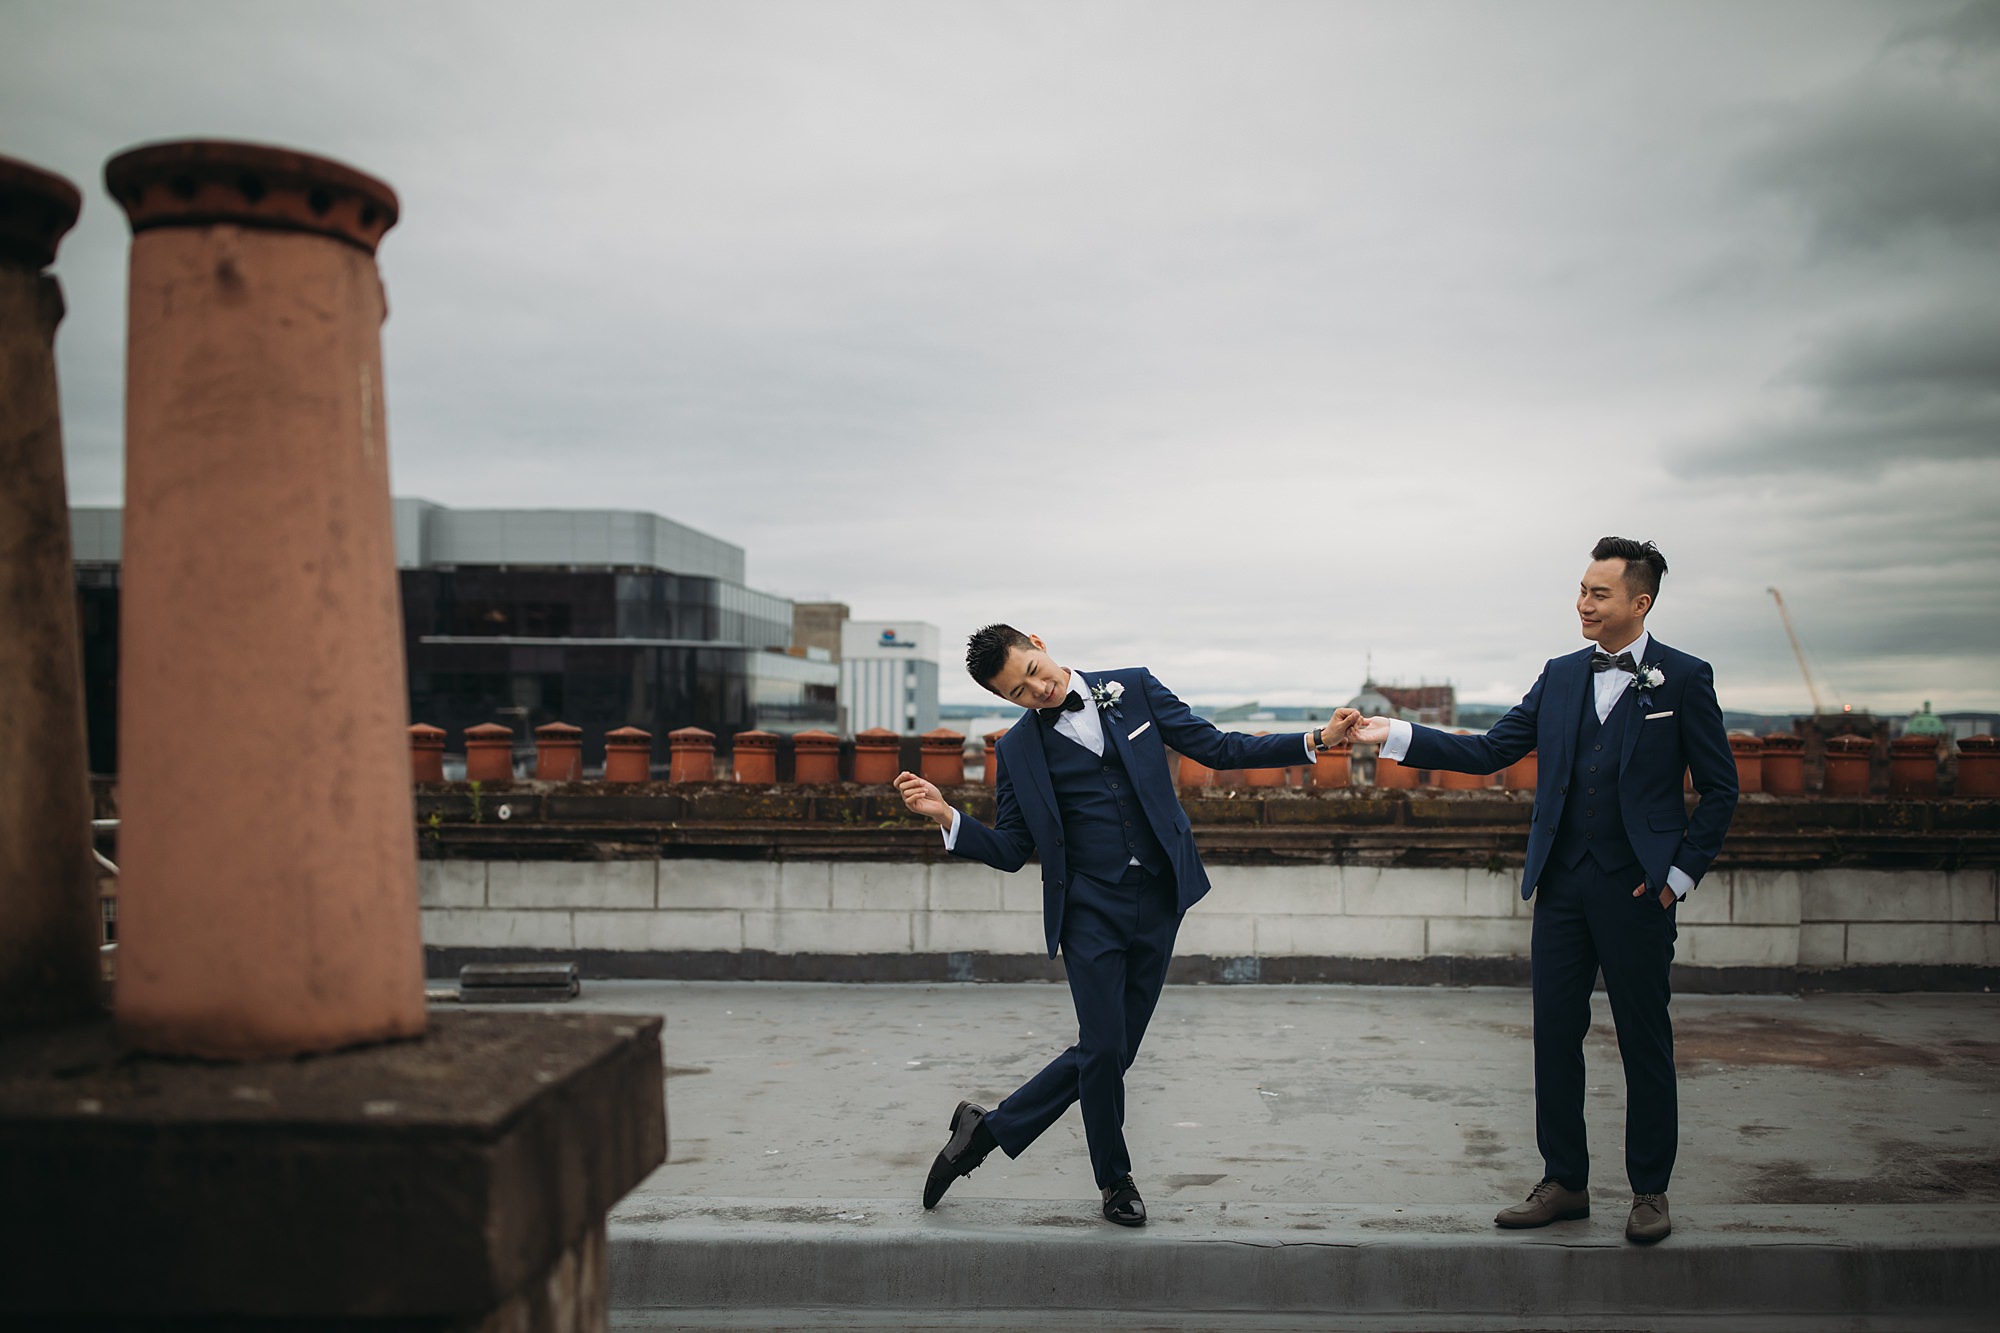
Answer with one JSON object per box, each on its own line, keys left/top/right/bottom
{"left": 73, "top": 500, "right": 751, "bottom": 584}
{"left": 393, "top": 499, "right": 745, "bottom": 581}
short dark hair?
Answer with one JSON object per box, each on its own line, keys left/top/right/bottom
{"left": 1592, "top": 536, "right": 1667, "bottom": 605}
{"left": 966, "top": 623, "right": 1034, "bottom": 687}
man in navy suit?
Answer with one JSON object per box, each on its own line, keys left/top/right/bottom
{"left": 1354, "top": 537, "right": 1737, "bottom": 1243}
{"left": 895, "top": 625, "right": 1360, "bottom": 1226}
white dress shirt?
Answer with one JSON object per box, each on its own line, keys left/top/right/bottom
{"left": 942, "top": 668, "right": 1321, "bottom": 848}
{"left": 1376, "top": 630, "right": 1692, "bottom": 897}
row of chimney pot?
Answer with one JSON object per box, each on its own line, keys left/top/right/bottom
{"left": 408, "top": 724, "right": 2000, "bottom": 799}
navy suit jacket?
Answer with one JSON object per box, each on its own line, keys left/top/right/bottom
{"left": 1402, "top": 637, "right": 1738, "bottom": 900}
{"left": 951, "top": 667, "right": 1309, "bottom": 958}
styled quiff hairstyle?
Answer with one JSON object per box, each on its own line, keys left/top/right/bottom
{"left": 1591, "top": 536, "right": 1668, "bottom": 605}
{"left": 966, "top": 623, "right": 1035, "bottom": 687}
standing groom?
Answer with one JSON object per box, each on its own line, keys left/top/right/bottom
{"left": 1355, "top": 538, "right": 1737, "bottom": 1243}
{"left": 895, "top": 625, "right": 1359, "bottom": 1226}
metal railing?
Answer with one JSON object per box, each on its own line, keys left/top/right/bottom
{"left": 92, "top": 818, "right": 118, "bottom": 966}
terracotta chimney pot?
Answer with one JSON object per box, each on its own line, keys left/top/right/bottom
{"left": 667, "top": 726, "right": 716, "bottom": 784}
{"left": 792, "top": 729, "right": 842, "bottom": 785}
{"left": 1729, "top": 734, "right": 1763, "bottom": 794}
{"left": 603, "top": 726, "right": 653, "bottom": 784}
{"left": 1760, "top": 733, "right": 1806, "bottom": 797}
{"left": 1887, "top": 735, "right": 1939, "bottom": 798}
{"left": 532, "top": 721, "right": 583, "bottom": 782}
{"left": 1822, "top": 734, "right": 1873, "bottom": 797}
{"left": 463, "top": 722, "right": 516, "bottom": 785}
{"left": 408, "top": 723, "right": 447, "bottom": 784}
{"left": 1310, "top": 742, "right": 1351, "bottom": 789}
{"left": 1955, "top": 734, "right": 1999, "bottom": 799}
{"left": 982, "top": 730, "right": 1007, "bottom": 787}
{"left": 1374, "top": 753, "right": 1420, "bottom": 790}
{"left": 0, "top": 155, "right": 99, "bottom": 1031}
{"left": 732, "top": 730, "right": 778, "bottom": 784}
{"left": 920, "top": 728, "right": 966, "bottom": 787}
{"left": 105, "top": 140, "right": 422, "bottom": 1059}
{"left": 853, "top": 727, "right": 901, "bottom": 786}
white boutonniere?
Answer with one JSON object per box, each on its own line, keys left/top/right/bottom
{"left": 1091, "top": 680, "right": 1124, "bottom": 711}
{"left": 1634, "top": 662, "right": 1665, "bottom": 706}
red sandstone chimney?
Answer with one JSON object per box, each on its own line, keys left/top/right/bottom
{"left": 105, "top": 141, "right": 425, "bottom": 1059}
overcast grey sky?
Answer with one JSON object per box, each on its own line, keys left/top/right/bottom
{"left": 7, "top": 0, "right": 1996, "bottom": 712}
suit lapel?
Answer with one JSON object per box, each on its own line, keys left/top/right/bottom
{"left": 1548, "top": 648, "right": 1591, "bottom": 775}
{"left": 1005, "top": 710, "right": 1059, "bottom": 826}
{"left": 1092, "top": 671, "right": 1139, "bottom": 772}
{"left": 1619, "top": 637, "right": 1667, "bottom": 775}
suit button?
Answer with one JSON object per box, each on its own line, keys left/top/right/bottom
{"left": 1559, "top": 786, "right": 1567, "bottom": 794}
{"left": 1110, "top": 781, "right": 1119, "bottom": 789}
{"left": 1588, "top": 787, "right": 1596, "bottom": 795}
{"left": 1594, "top": 744, "right": 1602, "bottom": 752}
{"left": 1586, "top": 810, "right": 1594, "bottom": 818}
{"left": 1102, "top": 766, "right": 1112, "bottom": 773}
{"left": 1055, "top": 837, "right": 1064, "bottom": 847}
{"left": 1589, "top": 765, "right": 1598, "bottom": 773}
{"left": 1586, "top": 832, "right": 1595, "bottom": 840}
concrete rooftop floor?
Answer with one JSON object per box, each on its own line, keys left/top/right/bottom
{"left": 551, "top": 980, "right": 2000, "bottom": 1214}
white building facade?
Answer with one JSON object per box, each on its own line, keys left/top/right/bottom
{"left": 840, "top": 621, "right": 941, "bottom": 735}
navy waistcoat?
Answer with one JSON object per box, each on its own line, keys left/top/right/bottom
{"left": 1555, "top": 684, "right": 1640, "bottom": 872}
{"left": 1038, "top": 717, "right": 1169, "bottom": 884}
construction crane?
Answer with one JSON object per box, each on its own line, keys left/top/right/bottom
{"left": 1767, "top": 586, "right": 1843, "bottom": 716}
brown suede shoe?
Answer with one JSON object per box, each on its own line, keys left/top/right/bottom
{"left": 1626, "top": 1192, "right": 1671, "bottom": 1243}
{"left": 1495, "top": 1177, "right": 1590, "bottom": 1228}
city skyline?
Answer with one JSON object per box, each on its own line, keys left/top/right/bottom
{"left": 7, "top": 0, "right": 1996, "bottom": 714}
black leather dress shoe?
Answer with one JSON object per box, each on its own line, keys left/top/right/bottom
{"left": 1100, "top": 1174, "right": 1146, "bottom": 1227}
{"left": 922, "top": 1101, "right": 994, "bottom": 1210}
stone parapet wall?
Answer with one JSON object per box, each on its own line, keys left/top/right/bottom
{"left": 415, "top": 787, "right": 1999, "bottom": 992}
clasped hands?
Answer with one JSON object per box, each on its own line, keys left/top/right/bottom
{"left": 895, "top": 708, "right": 1372, "bottom": 826}
{"left": 1345, "top": 716, "right": 1677, "bottom": 910}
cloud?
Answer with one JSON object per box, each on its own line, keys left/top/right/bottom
{"left": 1685, "top": 6, "right": 2000, "bottom": 482}
{"left": 1675, "top": 300, "right": 2000, "bottom": 476}
{"left": 1893, "top": 0, "right": 2000, "bottom": 56}
{"left": 1736, "top": 2, "right": 2000, "bottom": 252}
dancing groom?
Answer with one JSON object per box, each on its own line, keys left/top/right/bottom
{"left": 1353, "top": 537, "right": 1737, "bottom": 1243}
{"left": 895, "top": 625, "right": 1359, "bottom": 1227}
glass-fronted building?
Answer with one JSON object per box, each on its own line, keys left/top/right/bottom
{"left": 71, "top": 501, "right": 838, "bottom": 773}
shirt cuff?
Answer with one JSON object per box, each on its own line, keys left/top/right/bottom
{"left": 942, "top": 807, "right": 961, "bottom": 851}
{"left": 1379, "top": 719, "right": 1414, "bottom": 762}
{"left": 1666, "top": 866, "right": 1695, "bottom": 899}
{"left": 1302, "top": 730, "right": 1319, "bottom": 764}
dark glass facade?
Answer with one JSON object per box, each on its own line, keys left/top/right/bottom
{"left": 74, "top": 564, "right": 837, "bottom": 774}
{"left": 401, "top": 567, "right": 836, "bottom": 768}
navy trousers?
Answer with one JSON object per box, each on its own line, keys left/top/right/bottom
{"left": 983, "top": 864, "right": 1181, "bottom": 1188}
{"left": 1531, "top": 854, "right": 1680, "bottom": 1194}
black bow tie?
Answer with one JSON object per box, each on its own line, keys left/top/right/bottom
{"left": 1037, "top": 692, "right": 1087, "bottom": 723}
{"left": 1591, "top": 650, "right": 1637, "bottom": 675}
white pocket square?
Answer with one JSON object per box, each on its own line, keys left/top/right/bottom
{"left": 1126, "top": 721, "right": 1152, "bottom": 740}
{"left": 1645, "top": 710, "right": 1674, "bottom": 720}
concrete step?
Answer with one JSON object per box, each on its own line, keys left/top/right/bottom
{"left": 608, "top": 1198, "right": 2000, "bottom": 1332}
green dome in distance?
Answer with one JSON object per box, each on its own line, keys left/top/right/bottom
{"left": 1905, "top": 701, "right": 1945, "bottom": 737}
